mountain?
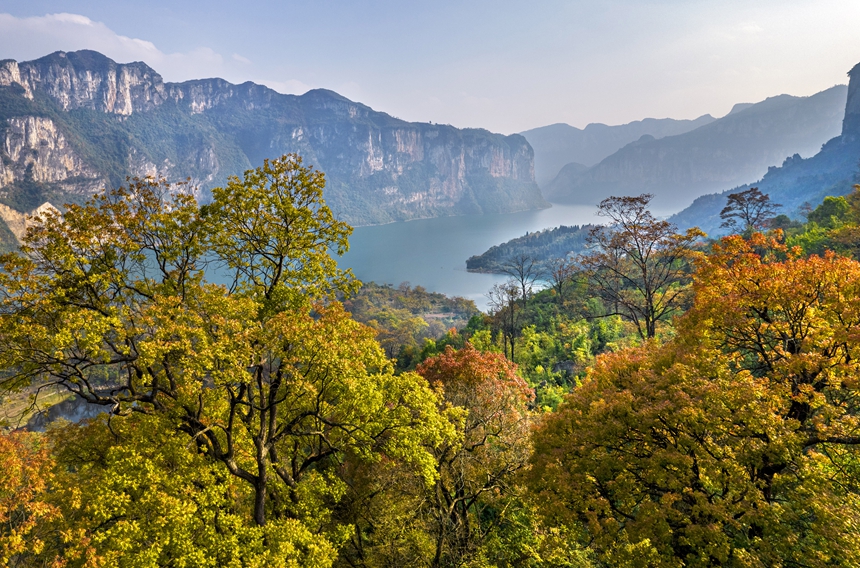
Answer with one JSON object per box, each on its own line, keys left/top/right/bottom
{"left": 671, "top": 65, "right": 860, "bottom": 236}
{"left": 0, "top": 50, "right": 547, "bottom": 235}
{"left": 544, "top": 85, "right": 848, "bottom": 212}
{"left": 520, "top": 115, "right": 716, "bottom": 187}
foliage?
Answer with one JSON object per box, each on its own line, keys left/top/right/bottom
{"left": 46, "top": 414, "right": 339, "bottom": 568}
{"left": 0, "top": 155, "right": 448, "bottom": 564}
{"left": 416, "top": 345, "right": 535, "bottom": 567}
{"left": 719, "top": 187, "right": 781, "bottom": 234}
{"left": 529, "top": 233, "right": 860, "bottom": 567}
{"left": 580, "top": 194, "right": 704, "bottom": 339}
{"left": 343, "top": 282, "right": 478, "bottom": 361}
{"left": 0, "top": 431, "right": 61, "bottom": 567}
{"left": 806, "top": 195, "right": 850, "bottom": 228}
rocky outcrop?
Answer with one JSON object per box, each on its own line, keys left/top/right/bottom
{"left": 0, "top": 51, "right": 168, "bottom": 114}
{"left": 670, "top": 62, "right": 860, "bottom": 235}
{"left": 842, "top": 63, "right": 860, "bottom": 141}
{"left": 0, "top": 202, "right": 59, "bottom": 241}
{"left": 0, "top": 115, "right": 105, "bottom": 195}
{"left": 0, "top": 50, "right": 546, "bottom": 226}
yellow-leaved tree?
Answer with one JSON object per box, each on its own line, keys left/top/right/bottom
{"left": 0, "top": 154, "right": 450, "bottom": 567}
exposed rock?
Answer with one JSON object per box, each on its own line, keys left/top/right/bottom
{"left": 0, "top": 201, "right": 59, "bottom": 241}
{"left": 0, "top": 50, "right": 547, "bottom": 226}
{"left": 671, "top": 62, "right": 860, "bottom": 236}
{"left": 0, "top": 115, "right": 105, "bottom": 194}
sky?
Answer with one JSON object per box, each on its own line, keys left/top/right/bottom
{"left": 1, "top": 1, "right": 859, "bottom": 134}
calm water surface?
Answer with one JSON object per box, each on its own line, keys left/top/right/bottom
{"left": 340, "top": 203, "right": 603, "bottom": 311}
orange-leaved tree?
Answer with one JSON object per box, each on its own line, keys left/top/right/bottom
{"left": 529, "top": 233, "right": 860, "bottom": 567}
{"left": 0, "top": 431, "right": 61, "bottom": 568}
{"left": 416, "top": 344, "right": 534, "bottom": 567}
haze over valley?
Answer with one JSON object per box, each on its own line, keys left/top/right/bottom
{"left": 8, "top": 5, "right": 860, "bottom": 567}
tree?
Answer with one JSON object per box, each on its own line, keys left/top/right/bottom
{"left": 499, "top": 254, "right": 544, "bottom": 308}
{"left": 580, "top": 194, "right": 703, "bottom": 339}
{"left": 486, "top": 280, "right": 522, "bottom": 361}
{"left": 0, "top": 155, "right": 446, "bottom": 561}
{"left": 807, "top": 195, "right": 850, "bottom": 228}
{"left": 0, "top": 432, "right": 60, "bottom": 568}
{"left": 416, "top": 345, "right": 534, "bottom": 567}
{"left": 719, "top": 187, "right": 781, "bottom": 235}
{"left": 546, "top": 256, "right": 578, "bottom": 304}
{"left": 528, "top": 233, "right": 860, "bottom": 567}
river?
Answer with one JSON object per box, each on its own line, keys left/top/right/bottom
{"left": 340, "top": 203, "right": 604, "bottom": 311}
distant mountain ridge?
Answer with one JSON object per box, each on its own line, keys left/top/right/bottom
{"left": 520, "top": 115, "right": 716, "bottom": 187}
{"left": 543, "top": 85, "right": 848, "bottom": 211}
{"left": 671, "top": 64, "right": 860, "bottom": 236}
{"left": 0, "top": 50, "right": 547, "bottom": 235}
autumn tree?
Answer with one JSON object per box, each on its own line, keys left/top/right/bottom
{"left": 719, "top": 187, "right": 781, "bottom": 235}
{"left": 529, "top": 233, "right": 860, "bottom": 567}
{"left": 580, "top": 194, "right": 703, "bottom": 339}
{"left": 0, "top": 154, "right": 446, "bottom": 563}
{"left": 416, "top": 345, "right": 534, "bottom": 567}
{"left": 0, "top": 432, "right": 60, "bottom": 568}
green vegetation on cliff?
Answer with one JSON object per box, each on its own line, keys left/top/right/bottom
{"left": 466, "top": 224, "right": 594, "bottom": 273}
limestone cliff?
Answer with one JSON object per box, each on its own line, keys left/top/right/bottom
{"left": 0, "top": 50, "right": 546, "bottom": 229}
{"left": 670, "top": 63, "right": 860, "bottom": 235}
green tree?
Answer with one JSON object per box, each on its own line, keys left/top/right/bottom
{"left": 0, "top": 154, "right": 447, "bottom": 563}
{"left": 807, "top": 195, "right": 850, "bottom": 229}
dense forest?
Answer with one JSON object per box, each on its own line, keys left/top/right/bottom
{"left": 466, "top": 224, "right": 595, "bottom": 273}
{"left": 2, "top": 157, "right": 860, "bottom": 568}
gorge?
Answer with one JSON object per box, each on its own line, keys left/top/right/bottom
{"left": 0, "top": 49, "right": 547, "bottom": 247}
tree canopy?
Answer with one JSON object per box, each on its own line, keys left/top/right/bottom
{"left": 529, "top": 233, "right": 860, "bottom": 567}
{"left": 0, "top": 155, "right": 449, "bottom": 565}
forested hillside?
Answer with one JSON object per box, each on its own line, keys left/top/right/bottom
{"left": 466, "top": 224, "right": 594, "bottom": 273}
{"left": 4, "top": 151, "right": 860, "bottom": 567}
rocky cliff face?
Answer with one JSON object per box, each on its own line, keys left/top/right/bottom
{"left": 670, "top": 63, "right": 860, "bottom": 235}
{"left": 842, "top": 63, "right": 860, "bottom": 141}
{"left": 0, "top": 115, "right": 106, "bottom": 195}
{"left": 0, "top": 50, "right": 546, "bottom": 231}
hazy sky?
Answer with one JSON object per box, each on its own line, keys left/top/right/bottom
{"left": 1, "top": 1, "right": 859, "bottom": 134}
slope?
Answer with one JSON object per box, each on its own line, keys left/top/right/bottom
{"left": 545, "top": 85, "right": 848, "bottom": 212}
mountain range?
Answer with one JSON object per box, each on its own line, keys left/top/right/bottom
{"left": 671, "top": 64, "right": 860, "bottom": 235}
{"left": 520, "top": 115, "right": 716, "bottom": 187}
{"left": 0, "top": 50, "right": 547, "bottom": 240}
{"left": 538, "top": 85, "right": 848, "bottom": 212}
